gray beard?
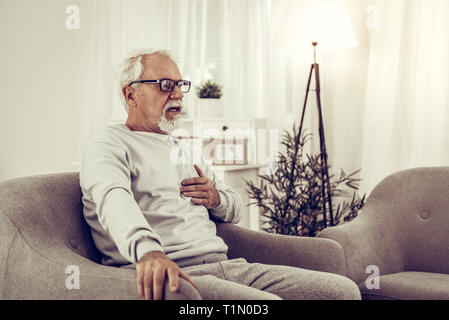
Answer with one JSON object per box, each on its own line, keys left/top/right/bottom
{"left": 158, "top": 114, "right": 181, "bottom": 134}
{"left": 157, "top": 101, "right": 186, "bottom": 134}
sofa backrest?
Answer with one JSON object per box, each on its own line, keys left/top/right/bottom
{"left": 0, "top": 172, "right": 102, "bottom": 264}
{"left": 366, "top": 167, "right": 449, "bottom": 274}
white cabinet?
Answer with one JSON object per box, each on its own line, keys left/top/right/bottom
{"left": 199, "top": 120, "right": 253, "bottom": 132}
{"left": 178, "top": 118, "right": 268, "bottom": 166}
{"left": 179, "top": 118, "right": 267, "bottom": 136}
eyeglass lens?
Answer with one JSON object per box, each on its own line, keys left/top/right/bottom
{"left": 160, "top": 79, "right": 190, "bottom": 93}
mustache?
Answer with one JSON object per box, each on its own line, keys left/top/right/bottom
{"left": 163, "top": 100, "right": 183, "bottom": 111}
{"left": 163, "top": 100, "right": 188, "bottom": 118}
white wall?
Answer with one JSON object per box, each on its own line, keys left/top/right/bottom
{"left": 0, "top": 0, "right": 84, "bottom": 181}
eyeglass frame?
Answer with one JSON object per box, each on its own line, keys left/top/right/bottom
{"left": 128, "top": 78, "right": 191, "bottom": 93}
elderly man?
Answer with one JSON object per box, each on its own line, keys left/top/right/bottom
{"left": 80, "top": 49, "right": 361, "bottom": 300}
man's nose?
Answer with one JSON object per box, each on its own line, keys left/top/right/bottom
{"left": 170, "top": 85, "right": 184, "bottom": 100}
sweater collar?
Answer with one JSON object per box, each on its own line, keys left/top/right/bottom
{"left": 119, "top": 123, "right": 178, "bottom": 142}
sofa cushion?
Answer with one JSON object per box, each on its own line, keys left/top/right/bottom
{"left": 359, "top": 271, "right": 449, "bottom": 300}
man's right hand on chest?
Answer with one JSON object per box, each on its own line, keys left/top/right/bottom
{"left": 136, "top": 251, "right": 198, "bottom": 300}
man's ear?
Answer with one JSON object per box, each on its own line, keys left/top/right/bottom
{"left": 123, "top": 86, "right": 137, "bottom": 108}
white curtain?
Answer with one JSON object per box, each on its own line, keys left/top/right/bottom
{"left": 359, "top": 0, "right": 449, "bottom": 194}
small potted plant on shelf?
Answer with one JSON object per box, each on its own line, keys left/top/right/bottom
{"left": 196, "top": 79, "right": 223, "bottom": 118}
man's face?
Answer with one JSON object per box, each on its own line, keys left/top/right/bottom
{"left": 126, "top": 54, "right": 184, "bottom": 134}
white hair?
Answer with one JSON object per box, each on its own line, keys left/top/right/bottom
{"left": 117, "top": 48, "right": 174, "bottom": 113}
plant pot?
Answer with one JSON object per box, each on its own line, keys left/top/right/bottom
{"left": 198, "top": 98, "right": 223, "bottom": 119}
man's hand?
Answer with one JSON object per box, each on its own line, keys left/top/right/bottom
{"left": 180, "top": 164, "right": 221, "bottom": 209}
{"left": 136, "top": 251, "right": 198, "bottom": 300}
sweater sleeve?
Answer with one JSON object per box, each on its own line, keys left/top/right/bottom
{"left": 201, "top": 164, "right": 242, "bottom": 224}
{"left": 80, "top": 141, "right": 163, "bottom": 263}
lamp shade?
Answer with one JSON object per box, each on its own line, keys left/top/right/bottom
{"left": 272, "top": 0, "right": 358, "bottom": 53}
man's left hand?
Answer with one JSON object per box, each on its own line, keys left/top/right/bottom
{"left": 180, "top": 164, "right": 221, "bottom": 209}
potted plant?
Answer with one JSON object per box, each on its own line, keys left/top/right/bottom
{"left": 196, "top": 80, "right": 223, "bottom": 118}
{"left": 245, "top": 125, "right": 366, "bottom": 237}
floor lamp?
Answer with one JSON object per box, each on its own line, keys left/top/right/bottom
{"left": 297, "top": 41, "right": 335, "bottom": 226}
{"left": 272, "top": 1, "right": 358, "bottom": 227}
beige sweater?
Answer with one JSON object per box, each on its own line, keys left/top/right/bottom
{"left": 80, "top": 123, "right": 242, "bottom": 266}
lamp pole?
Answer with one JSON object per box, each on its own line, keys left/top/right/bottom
{"left": 298, "top": 42, "right": 334, "bottom": 227}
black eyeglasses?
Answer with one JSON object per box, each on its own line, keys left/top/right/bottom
{"left": 128, "top": 78, "right": 191, "bottom": 93}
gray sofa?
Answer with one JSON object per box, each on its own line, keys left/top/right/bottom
{"left": 318, "top": 167, "right": 449, "bottom": 300}
{"left": 0, "top": 172, "right": 351, "bottom": 300}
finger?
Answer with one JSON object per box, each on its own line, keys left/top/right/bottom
{"left": 143, "top": 268, "right": 153, "bottom": 300}
{"left": 153, "top": 268, "right": 166, "bottom": 300}
{"left": 194, "top": 164, "right": 205, "bottom": 177}
{"left": 179, "top": 269, "right": 199, "bottom": 289}
{"left": 182, "top": 191, "right": 208, "bottom": 198}
{"left": 181, "top": 177, "right": 208, "bottom": 186}
{"left": 180, "top": 185, "right": 199, "bottom": 192}
{"left": 180, "top": 185, "right": 208, "bottom": 193}
{"left": 167, "top": 267, "right": 179, "bottom": 292}
{"left": 136, "top": 267, "right": 145, "bottom": 300}
{"left": 191, "top": 198, "right": 208, "bottom": 205}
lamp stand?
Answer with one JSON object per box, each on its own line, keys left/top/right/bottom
{"left": 298, "top": 42, "right": 334, "bottom": 227}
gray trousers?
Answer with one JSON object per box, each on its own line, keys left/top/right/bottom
{"left": 175, "top": 253, "right": 361, "bottom": 300}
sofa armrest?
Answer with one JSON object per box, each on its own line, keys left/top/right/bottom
{"left": 317, "top": 198, "right": 404, "bottom": 285}
{"left": 1, "top": 217, "right": 201, "bottom": 300}
{"left": 216, "top": 223, "right": 346, "bottom": 275}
